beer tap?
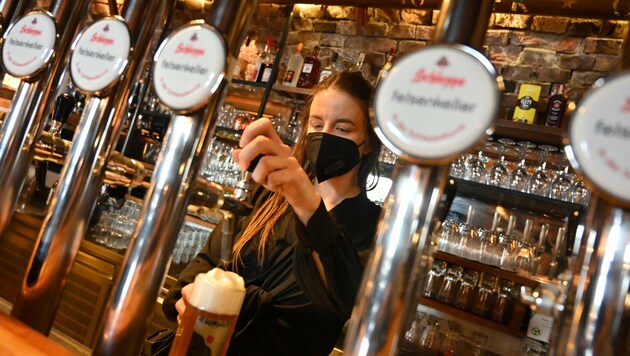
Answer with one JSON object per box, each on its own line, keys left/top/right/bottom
{"left": 344, "top": 1, "right": 498, "bottom": 354}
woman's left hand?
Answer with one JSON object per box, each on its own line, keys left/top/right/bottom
{"left": 233, "top": 118, "right": 320, "bottom": 224}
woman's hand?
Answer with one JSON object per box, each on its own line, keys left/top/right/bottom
{"left": 233, "top": 118, "right": 320, "bottom": 224}
{"left": 175, "top": 283, "right": 193, "bottom": 323}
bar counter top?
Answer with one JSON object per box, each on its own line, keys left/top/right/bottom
{"left": 0, "top": 312, "right": 74, "bottom": 355}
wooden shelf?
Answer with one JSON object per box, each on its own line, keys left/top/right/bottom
{"left": 272, "top": 84, "right": 314, "bottom": 99}
{"left": 493, "top": 119, "right": 566, "bottom": 147}
{"left": 433, "top": 251, "right": 540, "bottom": 288}
{"left": 418, "top": 297, "right": 526, "bottom": 338}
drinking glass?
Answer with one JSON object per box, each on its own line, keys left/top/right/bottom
{"left": 484, "top": 140, "right": 511, "bottom": 188}
{"left": 549, "top": 154, "right": 574, "bottom": 201}
{"left": 571, "top": 176, "right": 591, "bottom": 205}
{"left": 509, "top": 141, "right": 536, "bottom": 192}
{"left": 472, "top": 274, "right": 497, "bottom": 318}
{"left": 418, "top": 316, "right": 441, "bottom": 355}
{"left": 439, "top": 321, "right": 463, "bottom": 356}
{"left": 435, "top": 220, "right": 459, "bottom": 254}
{"left": 453, "top": 269, "right": 479, "bottom": 311}
{"left": 449, "top": 155, "right": 466, "bottom": 178}
{"left": 491, "top": 280, "right": 515, "bottom": 323}
{"left": 401, "top": 311, "right": 427, "bottom": 355}
{"left": 437, "top": 265, "right": 464, "bottom": 304}
{"left": 424, "top": 261, "right": 447, "bottom": 299}
{"left": 463, "top": 152, "right": 486, "bottom": 182}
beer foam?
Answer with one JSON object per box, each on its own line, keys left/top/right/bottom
{"left": 189, "top": 268, "right": 246, "bottom": 314}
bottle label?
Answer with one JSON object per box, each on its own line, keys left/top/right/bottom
{"left": 153, "top": 23, "right": 226, "bottom": 112}
{"left": 302, "top": 63, "right": 313, "bottom": 74}
{"left": 283, "top": 70, "right": 296, "bottom": 84}
{"left": 373, "top": 44, "right": 500, "bottom": 163}
{"left": 319, "top": 69, "right": 332, "bottom": 83}
{"left": 171, "top": 306, "right": 238, "bottom": 355}
{"left": 545, "top": 98, "right": 564, "bottom": 127}
{"left": 70, "top": 17, "right": 131, "bottom": 94}
{"left": 1, "top": 12, "right": 57, "bottom": 78}
{"left": 261, "top": 66, "right": 272, "bottom": 82}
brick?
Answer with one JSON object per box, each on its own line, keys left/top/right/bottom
{"left": 390, "top": 24, "right": 416, "bottom": 39}
{"left": 257, "top": 4, "right": 283, "bottom": 17}
{"left": 370, "top": 8, "right": 401, "bottom": 23}
{"left": 520, "top": 48, "right": 558, "bottom": 66}
{"left": 566, "top": 19, "right": 603, "bottom": 37}
{"left": 366, "top": 51, "right": 386, "bottom": 67}
{"left": 488, "top": 45, "right": 522, "bottom": 63}
{"left": 570, "top": 71, "right": 605, "bottom": 85}
{"left": 415, "top": 25, "right": 435, "bottom": 41}
{"left": 336, "top": 21, "right": 358, "bottom": 36}
{"left": 559, "top": 54, "right": 596, "bottom": 70}
{"left": 584, "top": 38, "right": 623, "bottom": 55}
{"left": 502, "top": 93, "right": 519, "bottom": 108}
{"left": 492, "top": 13, "right": 532, "bottom": 29}
{"left": 345, "top": 36, "right": 368, "bottom": 49}
{"left": 285, "top": 32, "right": 299, "bottom": 45}
{"left": 298, "top": 32, "right": 323, "bottom": 45}
{"left": 327, "top": 6, "right": 354, "bottom": 19}
{"left": 567, "top": 87, "right": 587, "bottom": 102}
{"left": 398, "top": 40, "right": 427, "bottom": 55}
{"left": 612, "top": 21, "right": 629, "bottom": 39}
{"left": 313, "top": 20, "right": 337, "bottom": 33}
{"left": 363, "top": 23, "right": 389, "bottom": 37}
{"left": 502, "top": 65, "right": 570, "bottom": 82}
{"left": 432, "top": 10, "right": 440, "bottom": 25}
{"left": 292, "top": 18, "right": 313, "bottom": 31}
{"left": 531, "top": 16, "right": 570, "bottom": 34}
{"left": 510, "top": 32, "right": 581, "bottom": 53}
{"left": 552, "top": 37, "right": 582, "bottom": 53}
{"left": 320, "top": 33, "right": 345, "bottom": 47}
{"left": 91, "top": 3, "right": 109, "bottom": 15}
{"left": 371, "top": 38, "right": 398, "bottom": 53}
{"left": 401, "top": 9, "right": 433, "bottom": 25}
{"left": 593, "top": 55, "right": 619, "bottom": 72}
{"left": 485, "top": 30, "right": 510, "bottom": 46}
{"left": 297, "top": 5, "right": 325, "bottom": 19}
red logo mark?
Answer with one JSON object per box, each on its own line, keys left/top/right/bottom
{"left": 31, "top": 18, "right": 37, "bottom": 25}
{"left": 104, "top": 24, "right": 110, "bottom": 32}
{"left": 90, "top": 32, "right": 115, "bottom": 46}
{"left": 20, "top": 25, "right": 42, "bottom": 36}
{"left": 175, "top": 42, "right": 205, "bottom": 57}
{"left": 437, "top": 56, "right": 449, "bottom": 67}
{"left": 411, "top": 68, "right": 465, "bottom": 88}
{"left": 622, "top": 97, "right": 630, "bottom": 112}
{"left": 191, "top": 33, "right": 198, "bottom": 42}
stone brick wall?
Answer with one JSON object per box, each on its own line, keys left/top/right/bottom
{"left": 249, "top": 4, "right": 628, "bottom": 123}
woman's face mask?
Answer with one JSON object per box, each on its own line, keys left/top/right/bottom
{"left": 305, "top": 132, "right": 364, "bottom": 183}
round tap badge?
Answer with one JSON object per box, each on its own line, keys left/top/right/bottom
{"left": 374, "top": 44, "right": 500, "bottom": 164}
{"left": 567, "top": 71, "right": 630, "bottom": 205}
{"left": 70, "top": 17, "right": 131, "bottom": 94}
{"left": 153, "top": 22, "right": 226, "bottom": 112}
{"left": 1, "top": 12, "right": 57, "bottom": 79}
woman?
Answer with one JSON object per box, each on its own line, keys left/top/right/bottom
{"left": 163, "top": 71, "right": 382, "bottom": 355}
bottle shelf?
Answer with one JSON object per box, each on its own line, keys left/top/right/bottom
{"left": 231, "top": 79, "right": 269, "bottom": 88}
{"left": 272, "top": 84, "right": 314, "bottom": 99}
{"left": 493, "top": 119, "right": 565, "bottom": 146}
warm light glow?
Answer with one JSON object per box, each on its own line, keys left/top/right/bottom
{"left": 2, "top": 74, "right": 20, "bottom": 91}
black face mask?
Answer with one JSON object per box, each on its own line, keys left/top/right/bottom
{"left": 305, "top": 132, "right": 363, "bottom": 183}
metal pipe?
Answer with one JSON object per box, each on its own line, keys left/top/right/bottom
{"left": 0, "top": 0, "right": 20, "bottom": 27}
{"left": 0, "top": 0, "right": 90, "bottom": 241}
{"left": 344, "top": 1, "right": 494, "bottom": 354}
{"left": 95, "top": 1, "right": 257, "bottom": 354}
{"left": 11, "top": 0, "right": 172, "bottom": 334}
{"left": 344, "top": 164, "right": 449, "bottom": 355}
{"left": 552, "top": 197, "right": 630, "bottom": 355}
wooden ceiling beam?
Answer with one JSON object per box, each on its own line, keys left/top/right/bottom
{"left": 258, "top": 0, "right": 630, "bottom": 20}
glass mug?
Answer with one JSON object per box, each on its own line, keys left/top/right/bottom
{"left": 437, "top": 265, "right": 464, "bottom": 305}
{"left": 472, "top": 273, "right": 497, "bottom": 318}
{"left": 453, "top": 269, "right": 480, "bottom": 311}
{"left": 424, "top": 261, "right": 447, "bottom": 299}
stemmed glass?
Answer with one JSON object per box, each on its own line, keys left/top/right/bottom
{"left": 449, "top": 154, "right": 466, "bottom": 178}
{"left": 527, "top": 145, "right": 557, "bottom": 196}
{"left": 571, "top": 176, "right": 591, "bottom": 205}
{"left": 509, "top": 141, "right": 536, "bottom": 192}
{"left": 463, "top": 152, "right": 486, "bottom": 182}
{"left": 484, "top": 138, "right": 513, "bottom": 188}
{"left": 548, "top": 154, "right": 574, "bottom": 201}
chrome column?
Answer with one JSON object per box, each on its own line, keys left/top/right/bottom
{"left": 344, "top": 1, "right": 495, "bottom": 354}
{"left": 0, "top": 0, "right": 20, "bottom": 29}
{"left": 11, "top": 0, "right": 172, "bottom": 334}
{"left": 95, "top": 1, "right": 256, "bottom": 354}
{"left": 0, "top": 0, "right": 90, "bottom": 240}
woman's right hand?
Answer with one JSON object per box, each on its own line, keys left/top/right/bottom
{"left": 175, "top": 283, "right": 193, "bottom": 323}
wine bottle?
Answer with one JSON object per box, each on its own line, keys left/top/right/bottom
{"left": 255, "top": 37, "right": 274, "bottom": 83}
{"left": 375, "top": 48, "right": 396, "bottom": 87}
{"left": 297, "top": 46, "right": 321, "bottom": 89}
{"left": 282, "top": 43, "right": 304, "bottom": 87}
{"left": 318, "top": 51, "right": 339, "bottom": 83}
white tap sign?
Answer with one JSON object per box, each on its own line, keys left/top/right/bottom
{"left": 1, "top": 12, "right": 57, "bottom": 78}
{"left": 374, "top": 44, "right": 500, "bottom": 163}
{"left": 567, "top": 71, "right": 630, "bottom": 204}
{"left": 153, "top": 22, "right": 226, "bottom": 112}
{"left": 70, "top": 18, "right": 131, "bottom": 94}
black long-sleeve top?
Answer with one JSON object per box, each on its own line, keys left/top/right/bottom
{"left": 162, "top": 188, "right": 381, "bottom": 355}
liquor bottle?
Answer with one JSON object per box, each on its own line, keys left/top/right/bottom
{"left": 297, "top": 46, "right": 321, "bottom": 89}
{"left": 349, "top": 52, "right": 365, "bottom": 72}
{"left": 375, "top": 48, "right": 396, "bottom": 87}
{"left": 255, "top": 37, "right": 274, "bottom": 83}
{"left": 545, "top": 83, "right": 567, "bottom": 127}
{"left": 513, "top": 83, "right": 542, "bottom": 125}
{"left": 318, "top": 51, "right": 340, "bottom": 83}
{"left": 282, "top": 42, "right": 304, "bottom": 87}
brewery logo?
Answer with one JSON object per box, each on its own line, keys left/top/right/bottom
{"left": 175, "top": 34, "right": 205, "bottom": 57}
{"left": 2, "top": 12, "right": 57, "bottom": 78}
{"left": 622, "top": 97, "right": 630, "bottom": 112}
{"left": 19, "top": 24, "right": 42, "bottom": 36}
{"left": 411, "top": 68, "right": 465, "bottom": 88}
{"left": 437, "top": 56, "right": 449, "bottom": 67}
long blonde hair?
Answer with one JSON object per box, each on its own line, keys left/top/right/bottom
{"left": 231, "top": 71, "right": 381, "bottom": 265}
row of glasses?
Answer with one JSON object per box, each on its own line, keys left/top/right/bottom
{"left": 435, "top": 211, "right": 547, "bottom": 276}
{"left": 91, "top": 199, "right": 142, "bottom": 250}
{"left": 171, "top": 223, "right": 211, "bottom": 265}
{"left": 201, "top": 138, "right": 241, "bottom": 189}
{"left": 402, "top": 312, "right": 485, "bottom": 356}
{"left": 450, "top": 139, "right": 591, "bottom": 205}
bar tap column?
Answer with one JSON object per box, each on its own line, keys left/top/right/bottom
{"left": 10, "top": 0, "right": 172, "bottom": 334}
{"left": 95, "top": 1, "right": 256, "bottom": 355}
{"left": 0, "top": 0, "right": 90, "bottom": 239}
{"left": 344, "top": 1, "right": 497, "bottom": 354}
{"left": 534, "top": 33, "right": 630, "bottom": 354}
